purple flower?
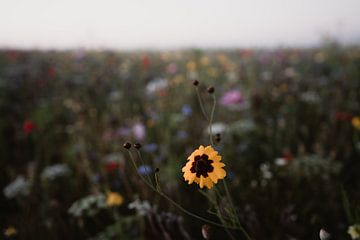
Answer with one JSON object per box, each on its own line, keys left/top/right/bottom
{"left": 220, "top": 90, "right": 244, "bottom": 106}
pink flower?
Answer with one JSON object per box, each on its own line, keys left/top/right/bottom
{"left": 133, "top": 122, "right": 146, "bottom": 141}
{"left": 220, "top": 90, "right": 244, "bottom": 107}
{"left": 166, "top": 63, "right": 177, "bottom": 74}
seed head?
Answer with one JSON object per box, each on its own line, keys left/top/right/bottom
{"left": 123, "top": 142, "right": 132, "bottom": 149}
{"left": 207, "top": 86, "right": 215, "bottom": 94}
{"left": 192, "top": 80, "right": 199, "bottom": 86}
{"left": 134, "top": 143, "right": 142, "bottom": 149}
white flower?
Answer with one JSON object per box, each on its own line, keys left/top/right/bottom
{"left": 128, "top": 199, "right": 151, "bottom": 216}
{"left": 3, "top": 175, "right": 30, "bottom": 199}
{"left": 206, "top": 122, "right": 227, "bottom": 135}
{"left": 319, "top": 228, "right": 331, "bottom": 240}
{"left": 146, "top": 78, "right": 168, "bottom": 95}
{"left": 41, "top": 164, "right": 71, "bottom": 181}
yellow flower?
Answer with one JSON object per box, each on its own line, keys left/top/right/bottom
{"left": 352, "top": 117, "right": 360, "bottom": 130}
{"left": 4, "top": 226, "right": 17, "bottom": 237}
{"left": 106, "top": 192, "right": 124, "bottom": 207}
{"left": 348, "top": 224, "right": 360, "bottom": 239}
{"left": 186, "top": 61, "right": 197, "bottom": 71}
{"left": 182, "top": 145, "right": 226, "bottom": 189}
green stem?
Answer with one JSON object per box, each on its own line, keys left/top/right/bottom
{"left": 136, "top": 149, "right": 153, "bottom": 186}
{"left": 196, "top": 87, "right": 209, "bottom": 121}
{"left": 209, "top": 94, "right": 216, "bottom": 146}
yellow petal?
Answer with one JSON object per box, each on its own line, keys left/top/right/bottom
{"left": 208, "top": 172, "right": 219, "bottom": 183}
{"left": 204, "top": 177, "right": 214, "bottom": 189}
{"left": 199, "top": 176, "right": 204, "bottom": 188}
{"left": 213, "top": 167, "right": 226, "bottom": 179}
{"left": 188, "top": 173, "right": 196, "bottom": 184}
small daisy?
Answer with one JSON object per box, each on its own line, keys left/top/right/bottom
{"left": 182, "top": 145, "right": 226, "bottom": 189}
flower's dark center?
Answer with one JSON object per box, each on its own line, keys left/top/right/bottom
{"left": 190, "top": 154, "right": 214, "bottom": 177}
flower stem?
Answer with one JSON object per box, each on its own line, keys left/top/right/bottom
{"left": 209, "top": 94, "right": 216, "bottom": 146}
{"left": 136, "top": 149, "right": 153, "bottom": 186}
{"left": 196, "top": 87, "right": 209, "bottom": 121}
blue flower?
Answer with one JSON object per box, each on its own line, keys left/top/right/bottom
{"left": 181, "top": 104, "right": 192, "bottom": 117}
{"left": 137, "top": 165, "right": 152, "bottom": 175}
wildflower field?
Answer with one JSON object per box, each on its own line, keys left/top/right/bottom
{"left": 1, "top": 44, "right": 360, "bottom": 239}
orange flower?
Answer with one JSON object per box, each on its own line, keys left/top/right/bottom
{"left": 182, "top": 145, "right": 226, "bottom": 189}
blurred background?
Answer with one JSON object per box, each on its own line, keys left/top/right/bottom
{"left": 1, "top": 0, "right": 360, "bottom": 239}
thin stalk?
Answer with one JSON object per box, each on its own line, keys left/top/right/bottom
{"left": 223, "top": 180, "right": 252, "bottom": 240}
{"left": 208, "top": 94, "right": 216, "bottom": 146}
{"left": 136, "top": 149, "right": 153, "bottom": 186}
{"left": 196, "top": 87, "right": 209, "bottom": 121}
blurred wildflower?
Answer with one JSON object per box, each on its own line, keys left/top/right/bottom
{"left": 206, "top": 122, "right": 226, "bottom": 135}
{"left": 23, "top": 120, "right": 36, "bottom": 135}
{"left": 176, "top": 130, "right": 188, "bottom": 140}
{"left": 352, "top": 117, "right": 360, "bottom": 131}
{"left": 300, "top": 91, "right": 320, "bottom": 104}
{"left": 132, "top": 122, "right": 146, "bottom": 141}
{"left": 4, "top": 226, "right": 17, "bottom": 237}
{"left": 319, "top": 228, "right": 331, "bottom": 240}
{"left": 182, "top": 145, "right": 226, "bottom": 189}
{"left": 220, "top": 90, "right": 245, "bottom": 108}
{"left": 260, "top": 163, "right": 273, "bottom": 180}
{"left": 335, "top": 111, "right": 353, "bottom": 122}
{"left": 146, "top": 78, "right": 168, "bottom": 96}
{"left": 181, "top": 104, "right": 192, "bottom": 117}
{"left": 3, "top": 175, "right": 30, "bottom": 199}
{"left": 106, "top": 192, "right": 124, "bottom": 207}
{"left": 41, "top": 164, "right": 71, "bottom": 181}
{"left": 348, "top": 224, "right": 360, "bottom": 239}
{"left": 186, "top": 61, "right": 197, "bottom": 71}
{"left": 103, "top": 153, "right": 125, "bottom": 172}
{"left": 229, "top": 119, "right": 255, "bottom": 133}
{"left": 137, "top": 165, "right": 152, "bottom": 175}
{"left": 143, "top": 143, "right": 158, "bottom": 153}
{"left": 108, "top": 90, "right": 122, "bottom": 102}
{"left": 200, "top": 56, "right": 209, "bottom": 66}
{"left": 166, "top": 63, "right": 177, "bottom": 74}
{"left": 68, "top": 193, "right": 106, "bottom": 217}
{"left": 142, "top": 55, "right": 150, "bottom": 70}
{"left": 128, "top": 199, "right": 151, "bottom": 216}
{"left": 201, "top": 224, "right": 212, "bottom": 239}
{"left": 284, "top": 67, "right": 297, "bottom": 78}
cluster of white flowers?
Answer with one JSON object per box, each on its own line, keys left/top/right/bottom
{"left": 41, "top": 163, "right": 71, "bottom": 181}
{"left": 3, "top": 175, "right": 30, "bottom": 199}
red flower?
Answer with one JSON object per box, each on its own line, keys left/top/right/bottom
{"left": 105, "top": 162, "right": 119, "bottom": 172}
{"left": 47, "top": 67, "right": 56, "bottom": 78}
{"left": 335, "top": 111, "right": 353, "bottom": 121}
{"left": 23, "top": 120, "right": 36, "bottom": 135}
{"left": 283, "top": 151, "right": 293, "bottom": 163}
{"left": 142, "top": 56, "right": 150, "bottom": 70}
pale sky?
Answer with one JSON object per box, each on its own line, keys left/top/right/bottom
{"left": 0, "top": 0, "right": 360, "bottom": 50}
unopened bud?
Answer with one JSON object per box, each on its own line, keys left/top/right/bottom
{"left": 207, "top": 86, "right": 215, "bottom": 94}
{"left": 123, "top": 142, "right": 131, "bottom": 149}
{"left": 192, "top": 80, "right": 199, "bottom": 86}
